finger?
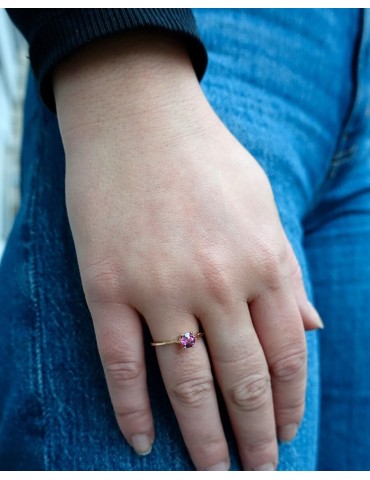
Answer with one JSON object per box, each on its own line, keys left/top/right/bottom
{"left": 202, "top": 302, "right": 278, "bottom": 471}
{"left": 285, "top": 237, "right": 324, "bottom": 330}
{"left": 91, "top": 302, "right": 154, "bottom": 455}
{"left": 291, "top": 266, "right": 324, "bottom": 330}
{"left": 147, "top": 309, "right": 230, "bottom": 471}
{"left": 249, "top": 279, "right": 307, "bottom": 443}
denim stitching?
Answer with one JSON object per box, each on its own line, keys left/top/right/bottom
{"left": 27, "top": 103, "right": 50, "bottom": 470}
{"left": 303, "top": 10, "right": 364, "bottom": 213}
{"left": 323, "top": 9, "right": 368, "bottom": 177}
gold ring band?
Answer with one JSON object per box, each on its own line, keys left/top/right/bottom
{"left": 151, "top": 331, "right": 204, "bottom": 349}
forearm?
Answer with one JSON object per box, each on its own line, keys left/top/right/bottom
{"left": 53, "top": 30, "right": 217, "bottom": 174}
{"left": 7, "top": 8, "right": 207, "bottom": 109}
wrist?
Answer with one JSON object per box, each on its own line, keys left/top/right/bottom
{"left": 53, "top": 31, "right": 206, "bottom": 144}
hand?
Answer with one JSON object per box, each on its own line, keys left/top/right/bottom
{"left": 54, "top": 32, "right": 322, "bottom": 471}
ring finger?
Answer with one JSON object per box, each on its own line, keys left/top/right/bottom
{"left": 147, "top": 309, "right": 230, "bottom": 471}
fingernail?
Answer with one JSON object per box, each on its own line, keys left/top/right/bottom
{"left": 205, "top": 461, "right": 229, "bottom": 471}
{"left": 308, "top": 301, "right": 324, "bottom": 329}
{"left": 253, "top": 463, "right": 276, "bottom": 471}
{"left": 131, "top": 434, "right": 152, "bottom": 455}
{"left": 278, "top": 422, "right": 298, "bottom": 442}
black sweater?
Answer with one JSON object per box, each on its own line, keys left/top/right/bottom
{"left": 7, "top": 8, "right": 208, "bottom": 109}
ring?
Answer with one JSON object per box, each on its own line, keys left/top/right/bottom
{"left": 151, "top": 331, "right": 204, "bottom": 349}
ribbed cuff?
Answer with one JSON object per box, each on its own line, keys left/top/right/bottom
{"left": 9, "top": 8, "right": 208, "bottom": 110}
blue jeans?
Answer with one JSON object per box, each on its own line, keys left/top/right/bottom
{"left": 1, "top": 9, "right": 369, "bottom": 470}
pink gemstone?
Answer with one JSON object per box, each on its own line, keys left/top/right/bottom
{"left": 179, "top": 332, "right": 196, "bottom": 349}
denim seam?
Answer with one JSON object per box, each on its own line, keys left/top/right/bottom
{"left": 330, "top": 8, "right": 365, "bottom": 158}
{"left": 303, "top": 10, "right": 364, "bottom": 216}
{"left": 332, "top": 145, "right": 358, "bottom": 162}
{"left": 327, "top": 145, "right": 360, "bottom": 180}
{"left": 331, "top": 9, "right": 369, "bottom": 174}
{"left": 27, "top": 106, "right": 50, "bottom": 470}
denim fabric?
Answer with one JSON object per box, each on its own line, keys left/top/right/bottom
{"left": 0, "top": 8, "right": 369, "bottom": 470}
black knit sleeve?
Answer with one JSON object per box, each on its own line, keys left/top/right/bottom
{"left": 6, "top": 8, "right": 208, "bottom": 110}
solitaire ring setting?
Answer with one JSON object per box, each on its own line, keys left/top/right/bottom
{"left": 151, "top": 331, "right": 204, "bottom": 349}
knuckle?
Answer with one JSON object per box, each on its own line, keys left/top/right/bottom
{"left": 229, "top": 373, "right": 271, "bottom": 411}
{"left": 252, "top": 238, "right": 289, "bottom": 286}
{"left": 290, "top": 256, "right": 303, "bottom": 282}
{"left": 244, "top": 436, "right": 277, "bottom": 455}
{"left": 115, "top": 406, "right": 149, "bottom": 426}
{"left": 170, "top": 376, "right": 213, "bottom": 408}
{"left": 263, "top": 252, "right": 288, "bottom": 285}
{"left": 270, "top": 349, "right": 306, "bottom": 381}
{"left": 82, "top": 259, "right": 123, "bottom": 304}
{"left": 199, "top": 250, "right": 235, "bottom": 308}
{"left": 193, "top": 437, "right": 229, "bottom": 469}
{"left": 277, "top": 402, "right": 305, "bottom": 424}
{"left": 104, "top": 360, "right": 143, "bottom": 386}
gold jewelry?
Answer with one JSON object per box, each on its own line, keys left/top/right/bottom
{"left": 151, "top": 331, "right": 204, "bottom": 349}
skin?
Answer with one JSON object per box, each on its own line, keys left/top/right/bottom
{"left": 53, "top": 31, "right": 322, "bottom": 471}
